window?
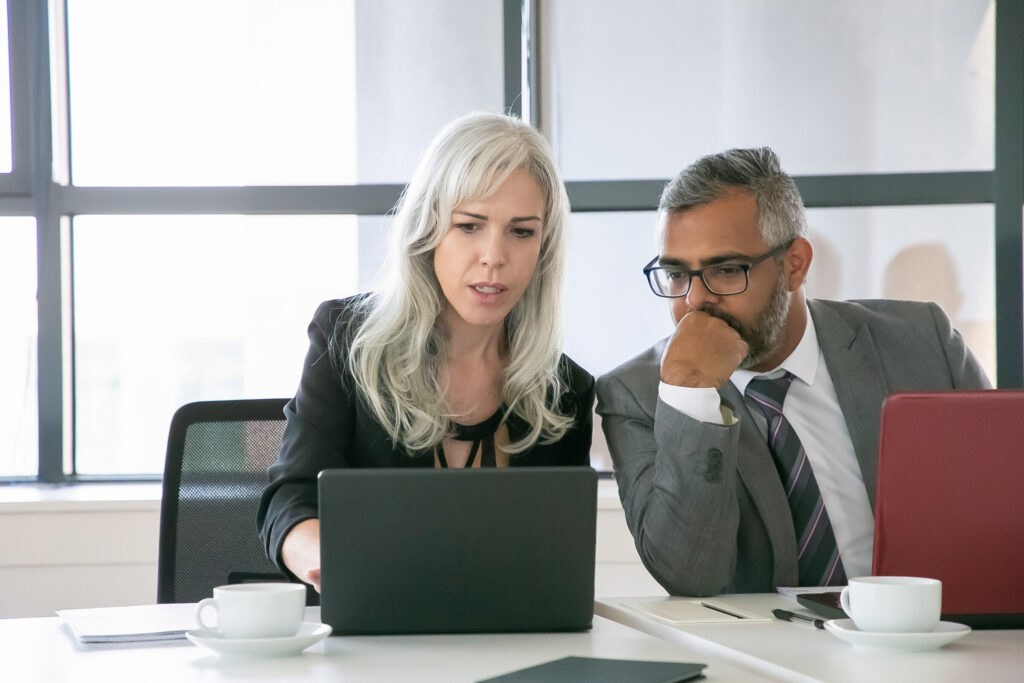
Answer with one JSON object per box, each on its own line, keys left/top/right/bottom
{"left": 67, "top": 0, "right": 357, "bottom": 186}
{"left": 55, "top": 0, "right": 505, "bottom": 478}
{"left": 562, "top": 206, "right": 998, "bottom": 383}
{"left": 67, "top": 0, "right": 503, "bottom": 186}
{"left": 0, "top": 218, "right": 38, "bottom": 477}
{"left": 0, "top": 0, "right": 12, "bottom": 173}
{"left": 804, "top": 205, "right": 996, "bottom": 381}
{"left": 542, "top": 0, "right": 994, "bottom": 179}
{"left": 4, "top": 0, "right": 1023, "bottom": 482}
{"left": 563, "top": 211, "right": 670, "bottom": 378}
{"left": 71, "top": 215, "right": 359, "bottom": 475}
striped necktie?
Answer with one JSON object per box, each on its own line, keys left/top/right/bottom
{"left": 745, "top": 373, "right": 846, "bottom": 586}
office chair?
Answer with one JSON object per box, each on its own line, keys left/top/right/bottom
{"left": 157, "top": 398, "right": 316, "bottom": 604}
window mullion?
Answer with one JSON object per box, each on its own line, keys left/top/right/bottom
{"left": 33, "top": 0, "right": 66, "bottom": 482}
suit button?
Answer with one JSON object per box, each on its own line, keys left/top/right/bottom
{"left": 704, "top": 449, "right": 723, "bottom": 483}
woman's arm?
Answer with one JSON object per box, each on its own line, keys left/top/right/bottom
{"left": 281, "top": 518, "right": 322, "bottom": 592}
{"left": 257, "top": 300, "right": 358, "bottom": 581}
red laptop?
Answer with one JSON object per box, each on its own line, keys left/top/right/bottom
{"left": 873, "top": 391, "right": 1024, "bottom": 628}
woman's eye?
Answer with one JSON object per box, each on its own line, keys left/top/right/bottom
{"left": 455, "top": 223, "right": 478, "bottom": 233}
{"left": 512, "top": 227, "right": 536, "bottom": 238}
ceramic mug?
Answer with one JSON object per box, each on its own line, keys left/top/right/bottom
{"left": 840, "top": 576, "right": 942, "bottom": 633}
{"left": 195, "top": 583, "right": 305, "bottom": 639}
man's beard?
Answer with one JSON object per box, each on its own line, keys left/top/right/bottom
{"left": 702, "top": 271, "right": 790, "bottom": 370}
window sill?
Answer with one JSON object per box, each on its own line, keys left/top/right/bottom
{"left": 0, "top": 479, "right": 619, "bottom": 513}
{"left": 0, "top": 482, "right": 163, "bottom": 513}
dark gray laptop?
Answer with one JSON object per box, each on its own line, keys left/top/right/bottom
{"left": 317, "top": 467, "right": 597, "bottom": 635}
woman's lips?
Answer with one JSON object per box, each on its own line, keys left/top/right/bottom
{"left": 471, "top": 283, "right": 505, "bottom": 294}
{"left": 469, "top": 283, "right": 507, "bottom": 303}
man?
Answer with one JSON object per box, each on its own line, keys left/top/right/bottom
{"left": 596, "top": 148, "right": 989, "bottom": 597}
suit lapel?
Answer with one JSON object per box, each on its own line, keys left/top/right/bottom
{"left": 809, "top": 300, "right": 889, "bottom": 508}
{"left": 721, "top": 381, "right": 799, "bottom": 585}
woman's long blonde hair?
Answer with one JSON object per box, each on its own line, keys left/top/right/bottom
{"left": 338, "top": 112, "right": 574, "bottom": 454}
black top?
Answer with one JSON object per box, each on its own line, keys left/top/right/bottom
{"left": 257, "top": 296, "right": 596, "bottom": 574}
{"left": 436, "top": 408, "right": 504, "bottom": 469}
{"left": 453, "top": 408, "right": 504, "bottom": 441}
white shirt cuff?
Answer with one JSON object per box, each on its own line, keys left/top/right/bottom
{"left": 658, "top": 382, "right": 736, "bottom": 425}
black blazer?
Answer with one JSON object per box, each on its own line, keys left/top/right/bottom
{"left": 257, "top": 296, "right": 596, "bottom": 572}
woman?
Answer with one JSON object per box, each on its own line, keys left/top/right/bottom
{"left": 257, "top": 112, "right": 595, "bottom": 591}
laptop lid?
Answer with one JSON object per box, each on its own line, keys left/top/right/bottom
{"left": 873, "top": 391, "right": 1024, "bottom": 628}
{"left": 317, "top": 467, "right": 597, "bottom": 635}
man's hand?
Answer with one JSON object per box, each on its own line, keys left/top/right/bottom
{"left": 661, "top": 310, "right": 748, "bottom": 389}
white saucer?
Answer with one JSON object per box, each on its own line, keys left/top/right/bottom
{"left": 823, "top": 619, "right": 971, "bottom": 651}
{"left": 186, "top": 622, "right": 331, "bottom": 658}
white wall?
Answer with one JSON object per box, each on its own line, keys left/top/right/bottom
{"left": 0, "top": 489, "right": 160, "bottom": 618}
{"left": 0, "top": 481, "right": 663, "bottom": 619}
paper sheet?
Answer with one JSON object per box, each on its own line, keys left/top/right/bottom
{"left": 624, "top": 598, "right": 770, "bottom": 624}
{"left": 57, "top": 603, "right": 197, "bottom": 643}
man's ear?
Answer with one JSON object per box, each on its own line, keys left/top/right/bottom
{"left": 785, "top": 237, "right": 813, "bottom": 291}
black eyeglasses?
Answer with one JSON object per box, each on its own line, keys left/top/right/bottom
{"left": 643, "top": 241, "right": 793, "bottom": 298}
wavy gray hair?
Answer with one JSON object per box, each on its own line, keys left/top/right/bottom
{"left": 340, "top": 112, "right": 574, "bottom": 454}
{"left": 658, "top": 147, "right": 807, "bottom": 247}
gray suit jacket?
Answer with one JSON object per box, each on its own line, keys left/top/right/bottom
{"left": 596, "top": 299, "right": 990, "bottom": 596}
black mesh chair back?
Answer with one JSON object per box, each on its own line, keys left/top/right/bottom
{"left": 158, "top": 398, "right": 297, "bottom": 603}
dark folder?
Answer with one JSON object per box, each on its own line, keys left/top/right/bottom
{"left": 477, "top": 656, "right": 706, "bottom": 683}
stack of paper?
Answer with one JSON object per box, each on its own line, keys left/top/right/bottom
{"left": 57, "top": 603, "right": 197, "bottom": 644}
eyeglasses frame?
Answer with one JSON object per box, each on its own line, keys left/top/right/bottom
{"left": 642, "top": 240, "right": 795, "bottom": 298}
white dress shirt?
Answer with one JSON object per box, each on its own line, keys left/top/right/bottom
{"left": 658, "top": 306, "right": 874, "bottom": 579}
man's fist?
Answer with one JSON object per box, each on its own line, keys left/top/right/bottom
{"left": 661, "top": 310, "right": 748, "bottom": 389}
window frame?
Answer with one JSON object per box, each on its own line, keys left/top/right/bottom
{"left": 2, "top": 0, "right": 1022, "bottom": 484}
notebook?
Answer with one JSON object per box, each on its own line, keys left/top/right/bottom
{"left": 873, "top": 391, "right": 1024, "bottom": 628}
{"left": 317, "top": 467, "right": 597, "bottom": 635}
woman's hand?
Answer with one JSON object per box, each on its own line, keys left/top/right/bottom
{"left": 281, "top": 518, "right": 322, "bottom": 592}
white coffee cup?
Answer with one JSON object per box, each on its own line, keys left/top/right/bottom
{"left": 195, "top": 583, "right": 306, "bottom": 639}
{"left": 840, "top": 576, "right": 942, "bottom": 633}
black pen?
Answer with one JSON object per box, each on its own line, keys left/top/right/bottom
{"left": 699, "top": 601, "right": 747, "bottom": 619}
{"left": 772, "top": 608, "right": 826, "bottom": 629}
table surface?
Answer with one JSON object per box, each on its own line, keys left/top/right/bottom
{"left": 596, "top": 594, "right": 1024, "bottom": 683}
{"left": 3, "top": 607, "right": 772, "bottom": 683}
{"left": 11, "top": 596, "right": 1021, "bottom": 682}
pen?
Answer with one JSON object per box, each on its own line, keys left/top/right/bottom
{"left": 772, "top": 608, "right": 826, "bottom": 629}
{"left": 699, "top": 601, "right": 746, "bottom": 619}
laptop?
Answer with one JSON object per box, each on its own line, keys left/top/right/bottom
{"left": 872, "top": 391, "right": 1024, "bottom": 628}
{"left": 317, "top": 467, "right": 597, "bottom": 635}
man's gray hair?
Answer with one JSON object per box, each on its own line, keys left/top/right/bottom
{"left": 658, "top": 147, "right": 807, "bottom": 247}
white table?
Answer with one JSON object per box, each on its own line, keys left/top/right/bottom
{"left": 597, "top": 594, "right": 1024, "bottom": 683}
{"left": 3, "top": 607, "right": 774, "bottom": 682}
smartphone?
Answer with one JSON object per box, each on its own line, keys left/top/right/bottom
{"left": 796, "top": 590, "right": 847, "bottom": 619}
